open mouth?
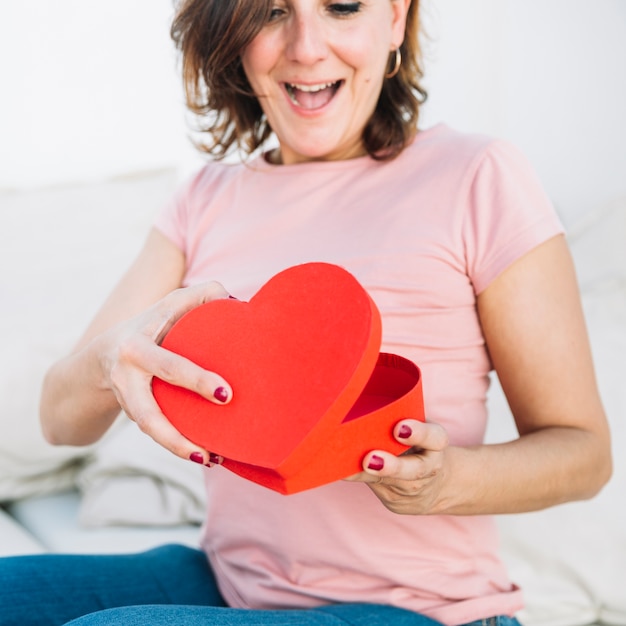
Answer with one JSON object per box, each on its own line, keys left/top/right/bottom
{"left": 284, "top": 81, "right": 343, "bottom": 111}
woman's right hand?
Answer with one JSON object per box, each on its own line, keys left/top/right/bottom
{"left": 41, "top": 229, "right": 230, "bottom": 466}
{"left": 40, "top": 229, "right": 234, "bottom": 465}
{"left": 96, "top": 281, "right": 233, "bottom": 466}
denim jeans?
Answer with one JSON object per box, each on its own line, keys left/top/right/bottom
{"left": 462, "top": 619, "right": 522, "bottom": 626}
{"left": 0, "top": 544, "right": 520, "bottom": 626}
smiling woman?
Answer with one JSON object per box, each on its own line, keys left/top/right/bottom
{"left": 0, "top": 1, "right": 611, "bottom": 626}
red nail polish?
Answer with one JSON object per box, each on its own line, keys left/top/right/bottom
{"left": 209, "top": 453, "right": 221, "bottom": 465}
{"left": 398, "top": 425, "right": 412, "bottom": 439}
{"left": 214, "top": 386, "right": 228, "bottom": 403}
{"left": 228, "top": 295, "right": 239, "bottom": 300}
{"left": 368, "top": 455, "right": 384, "bottom": 471}
{"left": 189, "top": 452, "right": 204, "bottom": 464}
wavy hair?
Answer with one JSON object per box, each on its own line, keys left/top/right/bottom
{"left": 170, "top": 0, "right": 427, "bottom": 160}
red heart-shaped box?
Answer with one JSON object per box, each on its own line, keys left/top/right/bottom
{"left": 152, "top": 262, "right": 424, "bottom": 494}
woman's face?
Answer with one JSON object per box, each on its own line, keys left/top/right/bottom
{"left": 241, "top": 0, "right": 410, "bottom": 164}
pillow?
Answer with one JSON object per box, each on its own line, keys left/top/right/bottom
{"left": 76, "top": 418, "right": 207, "bottom": 527}
{"left": 0, "top": 507, "right": 46, "bottom": 556}
{"left": 0, "top": 170, "right": 178, "bottom": 501}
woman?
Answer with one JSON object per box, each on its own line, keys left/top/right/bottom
{"left": 0, "top": 0, "right": 611, "bottom": 625}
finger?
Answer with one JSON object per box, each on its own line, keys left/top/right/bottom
{"left": 366, "top": 448, "right": 444, "bottom": 482}
{"left": 120, "top": 374, "right": 219, "bottom": 465}
{"left": 394, "top": 419, "right": 449, "bottom": 451}
{"left": 149, "top": 281, "right": 232, "bottom": 343}
{"left": 343, "top": 470, "right": 383, "bottom": 485}
{"left": 149, "top": 342, "right": 233, "bottom": 404}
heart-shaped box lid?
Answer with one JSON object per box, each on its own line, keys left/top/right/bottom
{"left": 153, "top": 262, "right": 424, "bottom": 494}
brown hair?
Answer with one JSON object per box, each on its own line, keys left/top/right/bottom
{"left": 171, "top": 0, "right": 427, "bottom": 161}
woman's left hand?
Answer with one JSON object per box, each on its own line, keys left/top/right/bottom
{"left": 345, "top": 419, "right": 450, "bottom": 515}
{"left": 346, "top": 236, "right": 611, "bottom": 517}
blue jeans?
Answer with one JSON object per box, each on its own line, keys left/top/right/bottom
{"left": 463, "top": 620, "right": 522, "bottom": 626}
{"left": 0, "top": 544, "right": 521, "bottom": 626}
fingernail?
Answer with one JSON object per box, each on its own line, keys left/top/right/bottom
{"left": 208, "top": 453, "right": 221, "bottom": 465}
{"left": 398, "top": 425, "right": 412, "bottom": 439}
{"left": 228, "top": 295, "right": 239, "bottom": 300}
{"left": 214, "top": 386, "right": 229, "bottom": 403}
{"left": 368, "top": 455, "right": 384, "bottom": 471}
{"left": 189, "top": 452, "right": 204, "bottom": 464}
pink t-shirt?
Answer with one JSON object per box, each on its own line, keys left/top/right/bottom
{"left": 154, "top": 124, "right": 564, "bottom": 625}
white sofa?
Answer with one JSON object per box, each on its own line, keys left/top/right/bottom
{"left": 1, "top": 171, "right": 624, "bottom": 626}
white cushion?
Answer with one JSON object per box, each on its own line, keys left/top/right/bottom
{"left": 6, "top": 490, "right": 201, "bottom": 554}
{"left": 0, "top": 507, "right": 46, "bottom": 556}
{"left": 76, "top": 420, "right": 207, "bottom": 527}
{"left": 0, "top": 171, "right": 178, "bottom": 501}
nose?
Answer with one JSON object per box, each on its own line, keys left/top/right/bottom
{"left": 284, "top": 14, "right": 329, "bottom": 65}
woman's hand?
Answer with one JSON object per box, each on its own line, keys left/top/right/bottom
{"left": 346, "top": 419, "right": 450, "bottom": 515}
{"left": 96, "top": 281, "right": 233, "bottom": 466}
{"left": 42, "top": 230, "right": 230, "bottom": 466}
{"left": 348, "top": 236, "right": 611, "bottom": 517}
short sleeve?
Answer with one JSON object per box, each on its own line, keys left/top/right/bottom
{"left": 152, "top": 166, "right": 210, "bottom": 254}
{"left": 463, "top": 140, "right": 565, "bottom": 294}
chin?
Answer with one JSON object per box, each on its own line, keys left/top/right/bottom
{"left": 281, "top": 136, "right": 359, "bottom": 164}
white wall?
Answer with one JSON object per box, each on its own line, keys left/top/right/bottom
{"left": 2, "top": 1, "right": 625, "bottom": 226}
{"left": 0, "top": 1, "right": 186, "bottom": 188}
{"left": 420, "top": 0, "right": 626, "bottom": 226}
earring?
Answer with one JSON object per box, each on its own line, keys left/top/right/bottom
{"left": 385, "top": 48, "right": 401, "bottom": 79}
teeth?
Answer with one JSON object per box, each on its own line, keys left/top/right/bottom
{"left": 287, "top": 82, "right": 336, "bottom": 93}
{"left": 284, "top": 81, "right": 340, "bottom": 108}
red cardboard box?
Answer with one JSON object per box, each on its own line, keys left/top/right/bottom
{"left": 152, "top": 262, "right": 424, "bottom": 494}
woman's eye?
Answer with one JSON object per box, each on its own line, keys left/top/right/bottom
{"left": 328, "top": 2, "right": 363, "bottom": 16}
{"left": 268, "top": 6, "right": 286, "bottom": 21}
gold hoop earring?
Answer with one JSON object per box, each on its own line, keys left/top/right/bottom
{"left": 385, "top": 48, "right": 401, "bottom": 79}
